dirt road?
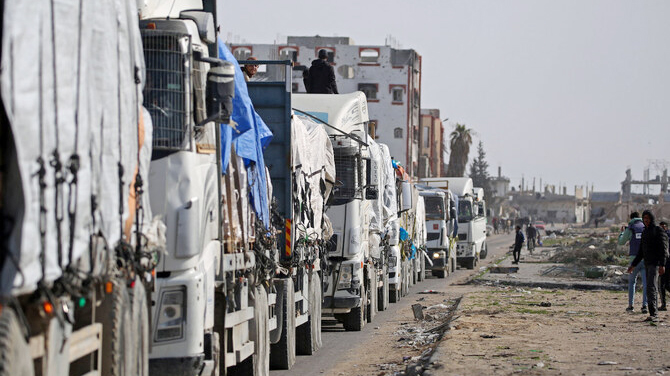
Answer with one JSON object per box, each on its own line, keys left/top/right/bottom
{"left": 270, "top": 233, "right": 513, "bottom": 376}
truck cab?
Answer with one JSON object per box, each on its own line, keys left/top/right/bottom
{"left": 453, "top": 180, "right": 487, "bottom": 269}
{"left": 419, "top": 188, "right": 455, "bottom": 278}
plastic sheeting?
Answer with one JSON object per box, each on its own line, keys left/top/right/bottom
{"left": 1, "top": 0, "right": 148, "bottom": 295}
{"left": 292, "top": 114, "right": 335, "bottom": 239}
{"left": 217, "top": 40, "right": 273, "bottom": 229}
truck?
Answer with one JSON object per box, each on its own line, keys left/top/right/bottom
{"left": 388, "top": 160, "right": 415, "bottom": 302}
{"left": 292, "top": 92, "right": 380, "bottom": 331}
{"left": 0, "top": 1, "right": 160, "bottom": 375}
{"left": 418, "top": 187, "right": 457, "bottom": 278}
{"left": 140, "top": 4, "right": 334, "bottom": 374}
{"left": 421, "top": 178, "right": 487, "bottom": 269}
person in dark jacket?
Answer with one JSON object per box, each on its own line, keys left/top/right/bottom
{"left": 526, "top": 223, "right": 537, "bottom": 252}
{"left": 619, "top": 211, "right": 648, "bottom": 313}
{"left": 512, "top": 225, "right": 524, "bottom": 264}
{"left": 628, "top": 210, "right": 669, "bottom": 321}
{"left": 303, "top": 49, "right": 338, "bottom": 94}
{"left": 659, "top": 221, "right": 670, "bottom": 311}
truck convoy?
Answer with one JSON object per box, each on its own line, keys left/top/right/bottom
{"left": 0, "top": 1, "right": 465, "bottom": 375}
{"left": 421, "top": 177, "right": 488, "bottom": 269}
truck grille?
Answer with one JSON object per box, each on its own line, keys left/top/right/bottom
{"left": 427, "top": 232, "right": 440, "bottom": 241}
{"left": 458, "top": 233, "right": 467, "bottom": 241}
{"left": 141, "top": 30, "right": 192, "bottom": 152}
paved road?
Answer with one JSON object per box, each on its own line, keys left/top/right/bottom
{"left": 270, "top": 232, "right": 513, "bottom": 375}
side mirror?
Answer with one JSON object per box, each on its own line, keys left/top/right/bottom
{"left": 205, "top": 62, "right": 235, "bottom": 125}
{"left": 194, "top": 53, "right": 235, "bottom": 127}
{"left": 365, "top": 187, "right": 378, "bottom": 200}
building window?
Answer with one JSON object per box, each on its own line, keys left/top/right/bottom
{"left": 315, "top": 47, "right": 335, "bottom": 63}
{"left": 392, "top": 87, "right": 403, "bottom": 102}
{"left": 233, "top": 46, "right": 252, "bottom": 61}
{"left": 394, "top": 127, "right": 403, "bottom": 139}
{"left": 423, "top": 126, "right": 430, "bottom": 148}
{"left": 279, "top": 46, "right": 298, "bottom": 63}
{"left": 358, "top": 83, "right": 378, "bottom": 100}
{"left": 359, "top": 48, "right": 380, "bottom": 64}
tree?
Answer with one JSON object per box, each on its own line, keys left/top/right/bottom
{"left": 469, "top": 140, "right": 492, "bottom": 203}
{"left": 445, "top": 123, "right": 473, "bottom": 177}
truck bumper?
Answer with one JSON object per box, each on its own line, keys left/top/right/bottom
{"left": 149, "top": 355, "right": 204, "bottom": 376}
{"left": 457, "top": 256, "right": 475, "bottom": 266}
{"left": 323, "top": 295, "right": 361, "bottom": 311}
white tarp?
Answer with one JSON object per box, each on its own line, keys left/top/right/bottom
{"left": 367, "top": 139, "right": 383, "bottom": 233}
{"left": 1, "top": 0, "right": 147, "bottom": 295}
{"left": 292, "top": 113, "right": 335, "bottom": 239}
{"left": 379, "top": 144, "right": 397, "bottom": 226}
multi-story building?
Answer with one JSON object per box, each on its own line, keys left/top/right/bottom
{"left": 229, "top": 36, "right": 422, "bottom": 176}
{"left": 418, "top": 109, "right": 445, "bottom": 178}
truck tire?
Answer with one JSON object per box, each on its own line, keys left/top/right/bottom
{"left": 342, "top": 287, "right": 365, "bottom": 331}
{"left": 367, "top": 275, "right": 377, "bottom": 323}
{"left": 98, "top": 279, "right": 133, "bottom": 376}
{"left": 130, "top": 278, "right": 149, "bottom": 376}
{"left": 0, "top": 307, "right": 33, "bottom": 376}
{"left": 270, "top": 279, "right": 295, "bottom": 370}
{"left": 465, "top": 256, "right": 476, "bottom": 270}
{"left": 480, "top": 242, "right": 488, "bottom": 259}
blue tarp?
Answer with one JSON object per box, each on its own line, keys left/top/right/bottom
{"left": 218, "top": 40, "right": 273, "bottom": 228}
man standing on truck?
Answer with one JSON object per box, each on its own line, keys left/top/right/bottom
{"left": 303, "top": 49, "right": 338, "bottom": 94}
{"left": 627, "top": 210, "right": 669, "bottom": 322}
{"left": 241, "top": 56, "right": 258, "bottom": 81}
{"left": 513, "top": 225, "right": 524, "bottom": 264}
{"left": 619, "top": 211, "right": 648, "bottom": 313}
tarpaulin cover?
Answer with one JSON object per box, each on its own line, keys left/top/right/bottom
{"left": 218, "top": 40, "right": 273, "bottom": 228}
{"left": 292, "top": 114, "right": 335, "bottom": 239}
{"left": 368, "top": 139, "right": 383, "bottom": 233}
{"left": 0, "top": 0, "right": 148, "bottom": 295}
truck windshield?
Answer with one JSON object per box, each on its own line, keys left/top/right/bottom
{"left": 424, "top": 197, "right": 445, "bottom": 220}
{"left": 458, "top": 200, "right": 473, "bottom": 223}
{"left": 330, "top": 155, "right": 359, "bottom": 205}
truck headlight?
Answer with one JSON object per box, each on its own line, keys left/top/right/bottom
{"left": 155, "top": 288, "right": 186, "bottom": 342}
{"left": 433, "top": 252, "right": 441, "bottom": 259}
{"left": 337, "top": 264, "right": 353, "bottom": 290}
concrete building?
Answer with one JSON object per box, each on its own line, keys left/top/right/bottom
{"left": 512, "top": 192, "right": 590, "bottom": 224}
{"left": 418, "top": 109, "right": 444, "bottom": 178}
{"left": 490, "top": 166, "right": 511, "bottom": 198}
{"left": 229, "top": 36, "right": 422, "bottom": 176}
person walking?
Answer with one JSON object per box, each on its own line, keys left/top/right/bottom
{"left": 659, "top": 221, "right": 670, "bottom": 311}
{"left": 526, "top": 223, "right": 537, "bottom": 254}
{"left": 619, "top": 212, "right": 648, "bottom": 313}
{"left": 303, "top": 49, "right": 338, "bottom": 94}
{"left": 512, "top": 225, "right": 524, "bottom": 264}
{"left": 627, "top": 210, "right": 669, "bottom": 322}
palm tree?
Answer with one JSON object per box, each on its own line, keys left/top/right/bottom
{"left": 445, "top": 123, "right": 473, "bottom": 177}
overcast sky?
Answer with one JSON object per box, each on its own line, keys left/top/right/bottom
{"left": 220, "top": 0, "right": 670, "bottom": 193}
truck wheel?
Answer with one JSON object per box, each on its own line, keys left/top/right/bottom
{"left": 480, "top": 243, "right": 488, "bottom": 259}
{"left": 130, "top": 278, "right": 149, "bottom": 376}
{"left": 296, "top": 275, "right": 317, "bottom": 355}
{"left": 97, "top": 279, "right": 133, "bottom": 376}
{"left": 367, "top": 276, "right": 377, "bottom": 323}
{"left": 465, "top": 257, "right": 476, "bottom": 270}
{"left": 389, "top": 287, "right": 399, "bottom": 303}
{"left": 0, "top": 307, "right": 33, "bottom": 376}
{"left": 343, "top": 287, "right": 365, "bottom": 331}
{"left": 270, "top": 279, "right": 295, "bottom": 370}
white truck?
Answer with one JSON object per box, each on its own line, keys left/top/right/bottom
{"left": 140, "top": 4, "right": 333, "bottom": 374}
{"left": 418, "top": 187, "right": 457, "bottom": 278}
{"left": 387, "top": 161, "right": 414, "bottom": 302}
{"left": 0, "top": 1, "right": 159, "bottom": 375}
{"left": 292, "top": 92, "right": 381, "bottom": 331}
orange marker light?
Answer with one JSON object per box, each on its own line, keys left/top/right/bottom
{"left": 147, "top": 22, "right": 156, "bottom": 30}
{"left": 42, "top": 301, "right": 54, "bottom": 315}
{"left": 105, "top": 281, "right": 114, "bottom": 294}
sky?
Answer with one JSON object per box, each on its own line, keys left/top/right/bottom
{"left": 219, "top": 0, "right": 670, "bottom": 193}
